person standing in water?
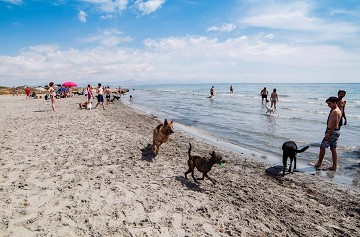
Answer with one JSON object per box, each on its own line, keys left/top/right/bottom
{"left": 337, "top": 90, "right": 347, "bottom": 127}
{"left": 260, "top": 87, "right": 268, "bottom": 103}
{"left": 313, "top": 97, "right": 342, "bottom": 171}
{"left": 270, "top": 88, "right": 278, "bottom": 110}
{"left": 208, "top": 86, "right": 215, "bottom": 98}
{"left": 230, "top": 85, "right": 233, "bottom": 94}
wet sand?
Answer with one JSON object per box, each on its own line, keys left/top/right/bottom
{"left": 0, "top": 95, "right": 359, "bottom": 236}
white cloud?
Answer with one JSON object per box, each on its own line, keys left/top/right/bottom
{"left": 78, "top": 10, "right": 88, "bottom": 23}
{"left": 235, "top": 0, "right": 360, "bottom": 52}
{"left": 135, "top": 0, "right": 165, "bottom": 15}
{"left": 207, "top": 23, "right": 237, "bottom": 32}
{"left": 240, "top": 1, "right": 359, "bottom": 36}
{"left": 330, "top": 8, "right": 360, "bottom": 17}
{"left": 1, "top": 33, "right": 359, "bottom": 86}
{"left": 80, "top": 28, "right": 133, "bottom": 46}
{"left": 100, "top": 14, "right": 114, "bottom": 20}
{"left": 81, "top": 0, "right": 128, "bottom": 13}
{"left": 0, "top": 0, "right": 23, "bottom": 5}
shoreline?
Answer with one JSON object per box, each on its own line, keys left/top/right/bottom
{"left": 1, "top": 95, "right": 360, "bottom": 236}
{"left": 124, "top": 99, "right": 359, "bottom": 188}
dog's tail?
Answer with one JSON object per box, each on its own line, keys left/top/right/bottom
{"left": 188, "top": 143, "right": 192, "bottom": 159}
{"left": 297, "top": 145, "right": 309, "bottom": 153}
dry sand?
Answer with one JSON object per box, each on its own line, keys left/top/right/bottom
{"left": 0, "top": 95, "right": 359, "bottom": 237}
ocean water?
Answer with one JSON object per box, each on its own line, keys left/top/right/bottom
{"left": 125, "top": 83, "right": 360, "bottom": 187}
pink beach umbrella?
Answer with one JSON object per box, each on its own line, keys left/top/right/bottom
{"left": 62, "top": 81, "right": 78, "bottom": 88}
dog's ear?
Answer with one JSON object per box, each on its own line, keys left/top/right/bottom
{"left": 164, "top": 119, "right": 168, "bottom": 125}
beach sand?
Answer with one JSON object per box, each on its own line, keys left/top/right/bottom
{"left": 0, "top": 95, "right": 359, "bottom": 237}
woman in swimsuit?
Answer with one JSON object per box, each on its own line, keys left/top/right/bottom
{"left": 270, "top": 88, "right": 278, "bottom": 110}
{"left": 48, "top": 82, "right": 56, "bottom": 111}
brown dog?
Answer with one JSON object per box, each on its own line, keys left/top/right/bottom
{"left": 152, "top": 119, "right": 174, "bottom": 155}
{"left": 185, "top": 143, "right": 225, "bottom": 184}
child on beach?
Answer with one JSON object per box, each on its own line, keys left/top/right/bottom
{"left": 48, "top": 82, "right": 56, "bottom": 111}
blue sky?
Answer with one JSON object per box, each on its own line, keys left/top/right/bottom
{"left": 0, "top": 0, "right": 359, "bottom": 86}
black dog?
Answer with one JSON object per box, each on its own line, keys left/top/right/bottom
{"left": 110, "top": 95, "right": 121, "bottom": 103}
{"left": 185, "top": 143, "right": 225, "bottom": 184}
{"left": 282, "top": 141, "right": 309, "bottom": 176}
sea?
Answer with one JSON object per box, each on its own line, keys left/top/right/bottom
{"left": 124, "top": 83, "right": 360, "bottom": 187}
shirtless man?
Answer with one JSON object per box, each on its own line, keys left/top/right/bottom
{"left": 313, "top": 96, "right": 342, "bottom": 170}
{"left": 94, "top": 83, "right": 105, "bottom": 110}
{"left": 337, "top": 90, "right": 347, "bottom": 127}
{"left": 260, "top": 87, "right": 268, "bottom": 103}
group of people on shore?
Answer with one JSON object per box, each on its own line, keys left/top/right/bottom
{"left": 46, "top": 81, "right": 130, "bottom": 112}
{"left": 80, "top": 83, "right": 117, "bottom": 110}
{"left": 48, "top": 82, "right": 111, "bottom": 112}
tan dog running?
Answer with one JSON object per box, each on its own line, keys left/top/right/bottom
{"left": 152, "top": 119, "right": 174, "bottom": 155}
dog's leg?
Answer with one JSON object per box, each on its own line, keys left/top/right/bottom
{"left": 184, "top": 169, "right": 191, "bottom": 180}
{"left": 185, "top": 159, "right": 193, "bottom": 180}
{"left": 294, "top": 156, "right": 297, "bottom": 171}
{"left": 288, "top": 158, "right": 293, "bottom": 174}
{"left": 190, "top": 161, "right": 198, "bottom": 183}
{"left": 151, "top": 144, "right": 156, "bottom": 154}
{"left": 204, "top": 173, "right": 216, "bottom": 184}
{"left": 191, "top": 170, "right": 198, "bottom": 183}
{"left": 196, "top": 173, "right": 205, "bottom": 181}
{"left": 282, "top": 156, "right": 287, "bottom": 176}
{"left": 155, "top": 144, "right": 160, "bottom": 154}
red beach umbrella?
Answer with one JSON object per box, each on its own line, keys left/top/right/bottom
{"left": 62, "top": 81, "right": 78, "bottom": 88}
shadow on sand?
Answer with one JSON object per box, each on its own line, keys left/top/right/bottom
{"left": 175, "top": 176, "right": 204, "bottom": 193}
{"left": 33, "top": 110, "right": 48, "bottom": 112}
{"left": 265, "top": 165, "right": 284, "bottom": 178}
{"left": 140, "top": 144, "right": 156, "bottom": 162}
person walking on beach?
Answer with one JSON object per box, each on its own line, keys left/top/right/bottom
{"left": 87, "top": 84, "right": 93, "bottom": 104}
{"left": 313, "top": 96, "right": 342, "bottom": 171}
{"left": 94, "top": 83, "right": 105, "bottom": 110}
{"left": 25, "top": 87, "right": 31, "bottom": 100}
{"left": 208, "top": 86, "right": 215, "bottom": 98}
{"left": 270, "top": 88, "right": 278, "bottom": 110}
{"left": 48, "top": 82, "right": 56, "bottom": 111}
{"left": 230, "top": 85, "right": 233, "bottom": 94}
{"left": 260, "top": 87, "right": 268, "bottom": 103}
{"left": 105, "top": 86, "right": 111, "bottom": 105}
{"left": 337, "top": 90, "right": 347, "bottom": 127}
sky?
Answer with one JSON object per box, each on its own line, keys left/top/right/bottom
{"left": 0, "top": 0, "right": 359, "bottom": 86}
